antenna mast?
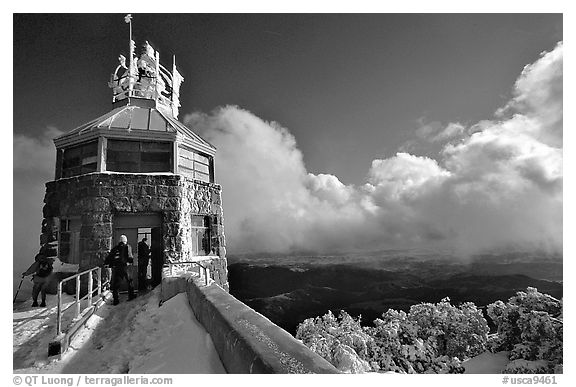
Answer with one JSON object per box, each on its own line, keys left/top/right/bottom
{"left": 124, "top": 14, "right": 134, "bottom": 93}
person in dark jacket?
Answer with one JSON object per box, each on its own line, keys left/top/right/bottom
{"left": 22, "top": 250, "right": 53, "bottom": 307}
{"left": 150, "top": 242, "right": 164, "bottom": 288}
{"left": 104, "top": 235, "right": 135, "bottom": 305}
{"left": 137, "top": 237, "right": 150, "bottom": 292}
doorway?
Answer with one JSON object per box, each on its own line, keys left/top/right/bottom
{"left": 113, "top": 213, "right": 162, "bottom": 291}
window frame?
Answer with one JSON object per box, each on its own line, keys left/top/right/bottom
{"left": 60, "top": 141, "right": 98, "bottom": 178}
{"left": 58, "top": 217, "right": 81, "bottom": 264}
{"left": 106, "top": 139, "right": 173, "bottom": 173}
{"left": 178, "top": 145, "right": 214, "bottom": 183}
{"left": 190, "top": 215, "right": 211, "bottom": 256}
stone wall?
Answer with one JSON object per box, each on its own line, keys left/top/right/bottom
{"left": 185, "top": 276, "right": 340, "bottom": 374}
{"left": 41, "top": 172, "right": 228, "bottom": 289}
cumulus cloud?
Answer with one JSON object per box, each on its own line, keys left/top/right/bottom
{"left": 497, "top": 42, "right": 563, "bottom": 147}
{"left": 184, "top": 42, "right": 562, "bottom": 255}
{"left": 433, "top": 122, "right": 467, "bottom": 142}
{"left": 415, "top": 120, "right": 467, "bottom": 143}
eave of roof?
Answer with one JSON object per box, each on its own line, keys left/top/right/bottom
{"left": 53, "top": 104, "right": 216, "bottom": 153}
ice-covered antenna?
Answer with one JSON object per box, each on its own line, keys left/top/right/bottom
{"left": 109, "top": 14, "right": 184, "bottom": 118}
{"left": 124, "top": 14, "right": 135, "bottom": 92}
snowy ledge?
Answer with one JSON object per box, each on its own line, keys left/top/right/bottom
{"left": 182, "top": 276, "right": 340, "bottom": 374}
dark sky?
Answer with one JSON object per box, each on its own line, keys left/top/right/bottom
{"left": 13, "top": 13, "right": 561, "bottom": 184}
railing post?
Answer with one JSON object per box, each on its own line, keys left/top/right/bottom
{"left": 88, "top": 270, "right": 93, "bottom": 306}
{"left": 75, "top": 275, "right": 81, "bottom": 317}
{"left": 57, "top": 281, "right": 62, "bottom": 336}
{"left": 97, "top": 267, "right": 102, "bottom": 298}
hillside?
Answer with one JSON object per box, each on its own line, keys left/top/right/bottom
{"left": 228, "top": 255, "right": 562, "bottom": 334}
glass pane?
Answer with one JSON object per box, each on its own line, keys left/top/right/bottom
{"left": 149, "top": 110, "right": 167, "bottom": 131}
{"left": 65, "top": 146, "right": 81, "bottom": 159}
{"left": 63, "top": 166, "right": 81, "bottom": 177}
{"left": 106, "top": 150, "right": 119, "bottom": 163}
{"left": 194, "top": 153, "right": 209, "bottom": 164}
{"left": 178, "top": 146, "right": 194, "bottom": 160}
{"left": 81, "top": 163, "right": 97, "bottom": 174}
{"left": 178, "top": 166, "right": 194, "bottom": 179}
{"left": 82, "top": 156, "right": 98, "bottom": 165}
{"left": 141, "top": 152, "right": 170, "bottom": 163}
{"left": 105, "top": 162, "right": 119, "bottom": 171}
{"left": 117, "top": 151, "right": 140, "bottom": 163}
{"left": 82, "top": 141, "right": 98, "bottom": 157}
{"left": 62, "top": 156, "right": 80, "bottom": 169}
{"left": 131, "top": 109, "right": 150, "bottom": 130}
{"left": 191, "top": 215, "right": 205, "bottom": 227}
{"left": 141, "top": 142, "right": 171, "bottom": 151}
{"left": 194, "top": 171, "right": 210, "bottom": 183}
{"left": 110, "top": 109, "right": 131, "bottom": 129}
{"left": 191, "top": 229, "right": 199, "bottom": 255}
{"left": 194, "top": 162, "right": 210, "bottom": 174}
{"left": 59, "top": 232, "right": 70, "bottom": 258}
{"left": 178, "top": 156, "right": 194, "bottom": 170}
{"left": 115, "top": 162, "right": 140, "bottom": 172}
{"left": 108, "top": 140, "right": 139, "bottom": 151}
{"left": 141, "top": 162, "right": 170, "bottom": 172}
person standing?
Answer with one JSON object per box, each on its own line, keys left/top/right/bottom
{"left": 105, "top": 235, "right": 135, "bottom": 305}
{"left": 150, "top": 241, "right": 164, "bottom": 288}
{"left": 137, "top": 237, "right": 150, "bottom": 292}
{"left": 22, "top": 249, "right": 53, "bottom": 307}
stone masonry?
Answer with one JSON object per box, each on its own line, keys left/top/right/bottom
{"left": 41, "top": 172, "right": 228, "bottom": 290}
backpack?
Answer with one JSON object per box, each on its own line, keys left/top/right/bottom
{"left": 36, "top": 257, "right": 53, "bottom": 277}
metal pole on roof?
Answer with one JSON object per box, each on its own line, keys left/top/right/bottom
{"left": 125, "top": 14, "right": 134, "bottom": 94}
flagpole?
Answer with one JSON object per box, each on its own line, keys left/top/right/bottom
{"left": 125, "top": 14, "right": 134, "bottom": 94}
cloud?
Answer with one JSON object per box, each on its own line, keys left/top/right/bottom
{"left": 415, "top": 120, "right": 467, "bottom": 143}
{"left": 13, "top": 42, "right": 562, "bottom": 264}
{"left": 415, "top": 120, "right": 442, "bottom": 140}
{"left": 432, "top": 122, "right": 467, "bottom": 142}
{"left": 497, "top": 42, "right": 563, "bottom": 147}
{"left": 184, "top": 42, "right": 562, "bottom": 255}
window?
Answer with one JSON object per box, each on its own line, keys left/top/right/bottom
{"left": 191, "top": 216, "right": 211, "bottom": 256}
{"left": 137, "top": 228, "right": 152, "bottom": 246}
{"left": 178, "top": 146, "right": 213, "bottom": 183}
{"left": 59, "top": 218, "right": 80, "bottom": 264}
{"left": 61, "top": 141, "right": 98, "bottom": 178}
{"left": 106, "top": 140, "right": 172, "bottom": 173}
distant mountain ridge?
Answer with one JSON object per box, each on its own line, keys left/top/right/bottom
{"left": 228, "top": 253, "right": 562, "bottom": 334}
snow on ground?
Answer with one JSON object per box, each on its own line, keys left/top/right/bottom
{"left": 14, "top": 288, "right": 226, "bottom": 374}
{"left": 13, "top": 293, "right": 82, "bottom": 370}
{"left": 13, "top": 274, "right": 34, "bottom": 302}
{"left": 463, "top": 351, "right": 509, "bottom": 374}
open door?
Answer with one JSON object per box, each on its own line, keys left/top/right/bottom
{"left": 113, "top": 214, "right": 161, "bottom": 291}
{"left": 150, "top": 227, "right": 163, "bottom": 287}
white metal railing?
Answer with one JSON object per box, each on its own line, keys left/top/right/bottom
{"left": 56, "top": 266, "right": 112, "bottom": 336}
{"left": 166, "top": 260, "right": 213, "bottom": 286}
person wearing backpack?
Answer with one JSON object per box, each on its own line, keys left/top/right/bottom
{"left": 104, "top": 234, "right": 136, "bottom": 305}
{"left": 22, "top": 250, "right": 54, "bottom": 307}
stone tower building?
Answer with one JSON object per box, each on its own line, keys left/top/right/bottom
{"left": 40, "top": 39, "right": 228, "bottom": 290}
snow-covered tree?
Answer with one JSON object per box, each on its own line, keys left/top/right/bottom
{"left": 297, "top": 288, "right": 562, "bottom": 374}
{"left": 296, "top": 311, "right": 372, "bottom": 373}
{"left": 296, "top": 298, "right": 488, "bottom": 373}
{"left": 487, "top": 287, "right": 562, "bottom": 374}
